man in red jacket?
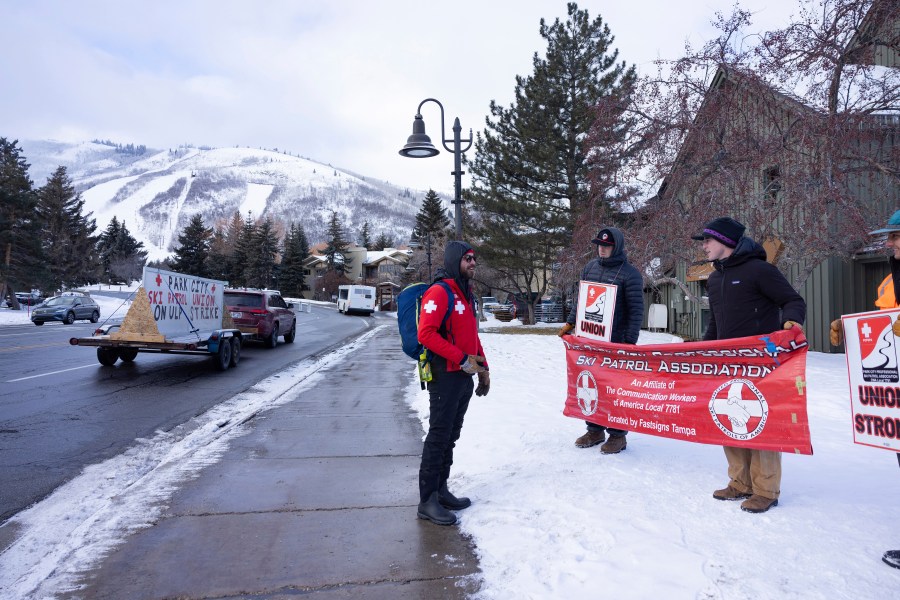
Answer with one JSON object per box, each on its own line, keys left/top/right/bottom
{"left": 416, "top": 241, "right": 489, "bottom": 526}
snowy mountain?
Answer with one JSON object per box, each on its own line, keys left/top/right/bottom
{"left": 19, "top": 140, "right": 425, "bottom": 262}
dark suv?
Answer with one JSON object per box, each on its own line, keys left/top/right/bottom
{"left": 224, "top": 289, "right": 296, "bottom": 348}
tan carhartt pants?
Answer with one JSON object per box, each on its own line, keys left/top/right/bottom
{"left": 723, "top": 446, "right": 781, "bottom": 499}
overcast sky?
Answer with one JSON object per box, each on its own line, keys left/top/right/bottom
{"left": 0, "top": 1, "right": 798, "bottom": 193}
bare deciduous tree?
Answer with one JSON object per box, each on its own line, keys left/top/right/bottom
{"left": 584, "top": 0, "right": 899, "bottom": 292}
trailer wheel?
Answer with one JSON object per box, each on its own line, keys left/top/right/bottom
{"left": 229, "top": 337, "right": 241, "bottom": 367}
{"left": 97, "top": 347, "right": 119, "bottom": 366}
{"left": 119, "top": 348, "right": 139, "bottom": 362}
{"left": 215, "top": 339, "right": 232, "bottom": 371}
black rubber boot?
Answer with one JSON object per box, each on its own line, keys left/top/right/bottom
{"left": 417, "top": 491, "right": 457, "bottom": 525}
{"left": 438, "top": 483, "right": 471, "bottom": 510}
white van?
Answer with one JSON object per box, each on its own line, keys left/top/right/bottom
{"left": 337, "top": 285, "right": 376, "bottom": 316}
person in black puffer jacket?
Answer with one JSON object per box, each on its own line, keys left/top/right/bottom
{"left": 558, "top": 226, "right": 644, "bottom": 455}
{"left": 695, "top": 217, "right": 806, "bottom": 514}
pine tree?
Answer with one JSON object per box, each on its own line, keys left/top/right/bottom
{"left": 359, "top": 221, "right": 372, "bottom": 249}
{"left": 0, "top": 138, "right": 42, "bottom": 304}
{"left": 371, "top": 232, "right": 396, "bottom": 251}
{"left": 231, "top": 214, "right": 256, "bottom": 287}
{"left": 413, "top": 189, "right": 451, "bottom": 240}
{"left": 171, "top": 213, "right": 213, "bottom": 277}
{"left": 323, "top": 210, "right": 351, "bottom": 274}
{"left": 206, "top": 227, "right": 229, "bottom": 281}
{"left": 466, "top": 2, "right": 636, "bottom": 321}
{"left": 246, "top": 217, "right": 279, "bottom": 288}
{"left": 35, "top": 166, "right": 99, "bottom": 290}
{"left": 279, "top": 223, "right": 309, "bottom": 296}
{"left": 219, "top": 211, "right": 245, "bottom": 285}
{"left": 96, "top": 217, "right": 148, "bottom": 283}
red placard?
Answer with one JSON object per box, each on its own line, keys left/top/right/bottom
{"left": 563, "top": 327, "right": 812, "bottom": 454}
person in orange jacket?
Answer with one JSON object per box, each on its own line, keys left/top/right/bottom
{"left": 831, "top": 209, "right": 900, "bottom": 570}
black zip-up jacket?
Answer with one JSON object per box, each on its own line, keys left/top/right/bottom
{"left": 703, "top": 237, "right": 806, "bottom": 341}
{"left": 566, "top": 227, "right": 644, "bottom": 344}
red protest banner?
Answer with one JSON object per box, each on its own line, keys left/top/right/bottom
{"left": 563, "top": 327, "right": 812, "bottom": 454}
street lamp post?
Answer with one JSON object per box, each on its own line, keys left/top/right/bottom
{"left": 399, "top": 98, "right": 473, "bottom": 240}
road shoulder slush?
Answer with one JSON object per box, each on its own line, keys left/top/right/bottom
{"left": 2, "top": 324, "right": 482, "bottom": 599}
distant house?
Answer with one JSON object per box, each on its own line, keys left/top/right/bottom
{"left": 298, "top": 244, "right": 411, "bottom": 302}
{"left": 362, "top": 248, "right": 413, "bottom": 283}
{"left": 650, "top": 1, "right": 899, "bottom": 352}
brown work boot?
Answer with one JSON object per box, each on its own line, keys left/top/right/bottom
{"left": 575, "top": 429, "right": 605, "bottom": 448}
{"left": 740, "top": 494, "right": 778, "bottom": 513}
{"left": 600, "top": 435, "right": 627, "bottom": 454}
{"left": 713, "top": 485, "right": 752, "bottom": 501}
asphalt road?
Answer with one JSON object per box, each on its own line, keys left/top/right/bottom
{"left": 0, "top": 304, "right": 380, "bottom": 524}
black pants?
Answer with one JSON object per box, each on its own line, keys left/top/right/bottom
{"left": 418, "top": 358, "right": 474, "bottom": 502}
{"left": 585, "top": 421, "right": 627, "bottom": 436}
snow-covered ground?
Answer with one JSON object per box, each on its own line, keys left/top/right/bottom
{"left": 1, "top": 308, "right": 897, "bottom": 599}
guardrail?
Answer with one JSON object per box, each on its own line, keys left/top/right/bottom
{"left": 535, "top": 304, "right": 564, "bottom": 323}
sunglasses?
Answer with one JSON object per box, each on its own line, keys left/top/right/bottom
{"left": 463, "top": 255, "right": 477, "bottom": 263}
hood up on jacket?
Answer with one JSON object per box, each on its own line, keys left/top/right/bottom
{"left": 717, "top": 236, "right": 767, "bottom": 270}
{"left": 597, "top": 226, "right": 628, "bottom": 267}
{"left": 434, "top": 240, "right": 474, "bottom": 299}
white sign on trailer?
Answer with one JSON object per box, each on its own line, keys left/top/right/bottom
{"left": 142, "top": 267, "right": 227, "bottom": 338}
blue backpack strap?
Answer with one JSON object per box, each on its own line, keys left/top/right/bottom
{"left": 435, "top": 281, "right": 454, "bottom": 332}
{"left": 420, "top": 281, "right": 455, "bottom": 365}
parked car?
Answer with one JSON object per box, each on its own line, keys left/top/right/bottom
{"left": 31, "top": 293, "right": 100, "bottom": 325}
{"left": 224, "top": 289, "right": 296, "bottom": 348}
{"left": 15, "top": 291, "right": 43, "bottom": 306}
{"left": 481, "top": 296, "right": 501, "bottom": 313}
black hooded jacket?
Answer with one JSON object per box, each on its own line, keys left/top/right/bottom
{"left": 431, "top": 241, "right": 474, "bottom": 302}
{"left": 703, "top": 236, "right": 806, "bottom": 341}
{"left": 566, "top": 227, "right": 644, "bottom": 344}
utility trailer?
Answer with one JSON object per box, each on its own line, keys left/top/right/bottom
{"left": 70, "top": 268, "right": 243, "bottom": 371}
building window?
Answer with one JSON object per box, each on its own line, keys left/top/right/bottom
{"left": 764, "top": 166, "right": 781, "bottom": 206}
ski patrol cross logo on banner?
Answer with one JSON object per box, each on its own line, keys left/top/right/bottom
{"left": 708, "top": 379, "right": 769, "bottom": 441}
{"left": 575, "top": 370, "right": 599, "bottom": 416}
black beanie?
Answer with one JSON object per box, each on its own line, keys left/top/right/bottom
{"left": 691, "top": 217, "right": 745, "bottom": 249}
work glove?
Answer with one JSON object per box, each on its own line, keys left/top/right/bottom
{"left": 783, "top": 320, "right": 803, "bottom": 332}
{"left": 460, "top": 354, "right": 486, "bottom": 375}
{"left": 475, "top": 371, "right": 491, "bottom": 396}
{"left": 894, "top": 316, "right": 900, "bottom": 338}
{"left": 557, "top": 323, "right": 575, "bottom": 337}
{"left": 830, "top": 319, "right": 843, "bottom": 346}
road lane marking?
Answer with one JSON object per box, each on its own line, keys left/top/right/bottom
{"left": 8, "top": 364, "right": 97, "bottom": 382}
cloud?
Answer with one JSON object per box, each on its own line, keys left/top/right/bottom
{"left": 0, "top": 0, "right": 797, "bottom": 191}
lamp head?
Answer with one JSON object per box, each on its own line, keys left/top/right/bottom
{"left": 399, "top": 114, "right": 439, "bottom": 158}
